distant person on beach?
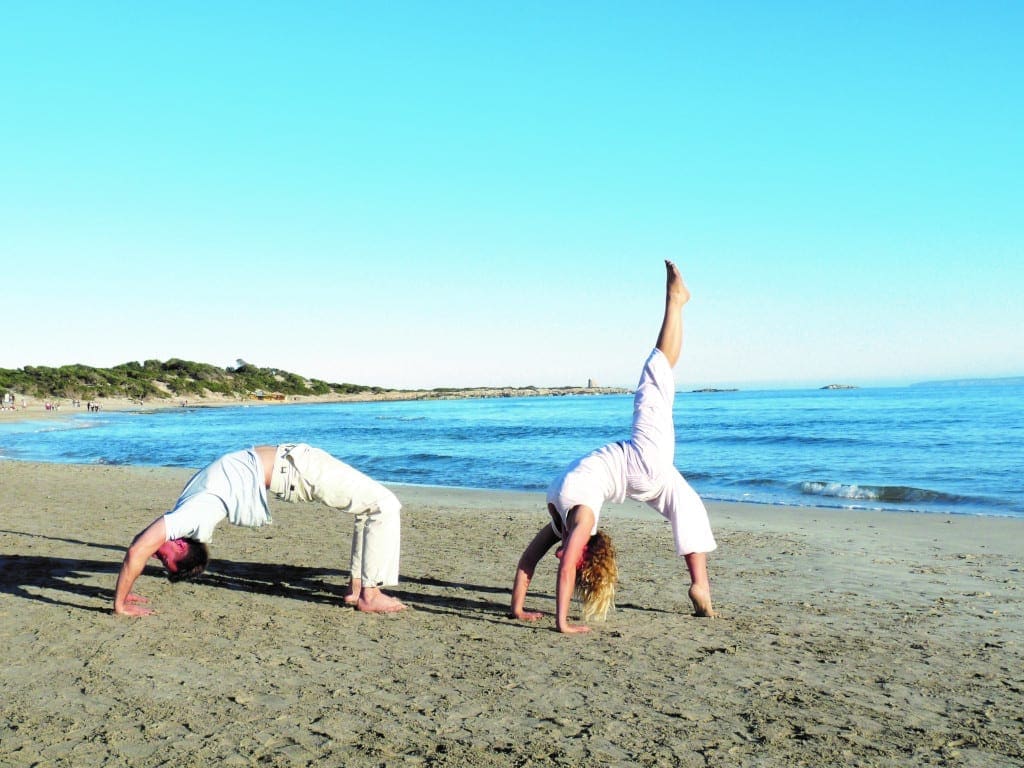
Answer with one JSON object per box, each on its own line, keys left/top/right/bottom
{"left": 510, "top": 261, "right": 717, "bottom": 633}
{"left": 113, "top": 444, "right": 405, "bottom": 616}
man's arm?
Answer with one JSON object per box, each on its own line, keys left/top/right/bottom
{"left": 113, "top": 516, "right": 168, "bottom": 617}
{"left": 510, "top": 525, "right": 559, "bottom": 620}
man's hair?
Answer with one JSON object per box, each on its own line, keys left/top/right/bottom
{"left": 166, "top": 538, "right": 210, "bottom": 583}
{"left": 576, "top": 530, "right": 618, "bottom": 622}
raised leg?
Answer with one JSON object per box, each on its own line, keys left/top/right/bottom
{"left": 655, "top": 260, "right": 690, "bottom": 368}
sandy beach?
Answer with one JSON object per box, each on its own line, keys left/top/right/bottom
{"left": 0, "top": 382, "right": 632, "bottom": 423}
{"left": 1, "top": 460, "right": 1022, "bottom": 767}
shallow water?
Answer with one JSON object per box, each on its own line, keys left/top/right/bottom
{"left": 1, "top": 381, "right": 1021, "bottom": 518}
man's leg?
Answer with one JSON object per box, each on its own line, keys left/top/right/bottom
{"left": 285, "top": 445, "right": 406, "bottom": 613}
{"left": 355, "top": 497, "right": 405, "bottom": 613}
{"left": 344, "top": 516, "right": 365, "bottom": 605}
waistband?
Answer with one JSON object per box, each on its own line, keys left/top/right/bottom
{"left": 269, "top": 443, "right": 299, "bottom": 499}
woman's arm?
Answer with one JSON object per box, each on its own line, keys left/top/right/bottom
{"left": 510, "top": 525, "right": 560, "bottom": 620}
{"left": 555, "top": 506, "right": 596, "bottom": 634}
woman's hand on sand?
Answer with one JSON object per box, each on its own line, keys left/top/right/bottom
{"left": 114, "top": 593, "right": 155, "bottom": 617}
{"left": 509, "top": 609, "right": 544, "bottom": 622}
{"left": 557, "top": 622, "right": 591, "bottom": 635}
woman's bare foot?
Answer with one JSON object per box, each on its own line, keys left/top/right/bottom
{"left": 665, "top": 259, "right": 690, "bottom": 306}
{"left": 357, "top": 587, "right": 407, "bottom": 614}
{"left": 683, "top": 552, "right": 715, "bottom": 617}
{"left": 689, "top": 583, "right": 717, "bottom": 618}
{"left": 657, "top": 261, "right": 689, "bottom": 367}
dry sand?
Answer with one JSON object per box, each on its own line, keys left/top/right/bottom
{"left": 1, "top": 460, "right": 1022, "bottom": 767}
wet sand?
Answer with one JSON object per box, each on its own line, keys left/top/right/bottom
{"left": 0, "top": 381, "right": 630, "bottom": 423}
{"left": 1, "top": 461, "right": 1022, "bottom": 767}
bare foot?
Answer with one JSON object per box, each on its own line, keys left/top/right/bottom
{"left": 357, "top": 589, "right": 407, "bottom": 614}
{"left": 343, "top": 579, "right": 361, "bottom": 606}
{"left": 689, "top": 583, "right": 717, "bottom": 618}
{"left": 665, "top": 260, "right": 690, "bottom": 306}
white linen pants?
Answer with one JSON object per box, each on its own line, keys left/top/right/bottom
{"left": 548, "top": 349, "right": 717, "bottom": 556}
{"left": 628, "top": 350, "right": 717, "bottom": 556}
{"left": 271, "top": 444, "right": 401, "bottom": 587}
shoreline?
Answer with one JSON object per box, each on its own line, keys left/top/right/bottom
{"left": 0, "top": 385, "right": 632, "bottom": 421}
{"left": 1, "top": 452, "right": 1020, "bottom": 523}
{"left": 1, "top": 460, "right": 1021, "bottom": 766}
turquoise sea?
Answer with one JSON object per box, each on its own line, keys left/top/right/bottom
{"left": 1, "top": 381, "right": 1021, "bottom": 518}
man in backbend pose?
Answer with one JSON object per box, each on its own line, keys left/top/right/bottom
{"left": 114, "top": 443, "right": 405, "bottom": 616}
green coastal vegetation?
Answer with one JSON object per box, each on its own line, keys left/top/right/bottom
{"left": 0, "top": 360, "right": 378, "bottom": 401}
{"left": 0, "top": 360, "right": 629, "bottom": 403}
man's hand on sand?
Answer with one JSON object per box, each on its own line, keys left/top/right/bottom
{"left": 114, "top": 593, "right": 155, "bottom": 617}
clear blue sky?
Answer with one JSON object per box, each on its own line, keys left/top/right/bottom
{"left": 3, "top": 2, "right": 1021, "bottom": 389}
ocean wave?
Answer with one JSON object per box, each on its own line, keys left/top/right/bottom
{"left": 405, "top": 452, "right": 455, "bottom": 461}
{"left": 734, "top": 476, "right": 787, "bottom": 488}
{"left": 702, "top": 433, "right": 865, "bottom": 447}
{"left": 31, "top": 421, "right": 103, "bottom": 434}
{"left": 798, "top": 481, "right": 970, "bottom": 506}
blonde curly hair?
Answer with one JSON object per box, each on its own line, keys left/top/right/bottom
{"left": 576, "top": 530, "right": 618, "bottom": 622}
